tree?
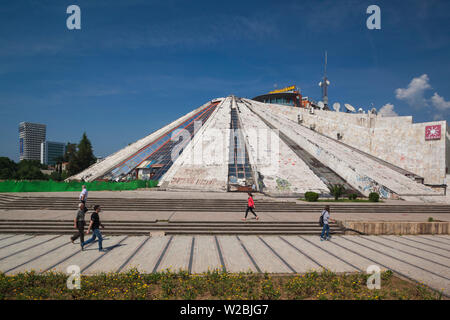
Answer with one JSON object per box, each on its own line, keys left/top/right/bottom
{"left": 0, "top": 157, "right": 17, "bottom": 179}
{"left": 67, "top": 133, "right": 96, "bottom": 176}
{"left": 49, "top": 171, "right": 63, "bottom": 181}
{"left": 64, "top": 143, "right": 77, "bottom": 162}
{"left": 16, "top": 160, "right": 48, "bottom": 180}
{"left": 327, "top": 184, "right": 346, "bottom": 201}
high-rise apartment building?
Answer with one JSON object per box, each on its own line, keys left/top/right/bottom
{"left": 40, "top": 141, "right": 66, "bottom": 166}
{"left": 19, "top": 122, "right": 46, "bottom": 161}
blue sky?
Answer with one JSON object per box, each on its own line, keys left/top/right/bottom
{"left": 0, "top": 0, "right": 449, "bottom": 161}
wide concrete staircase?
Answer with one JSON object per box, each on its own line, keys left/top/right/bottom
{"left": 1, "top": 195, "right": 450, "bottom": 213}
{"left": 0, "top": 220, "right": 344, "bottom": 236}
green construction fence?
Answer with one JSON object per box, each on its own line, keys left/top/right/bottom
{"left": 0, "top": 180, "right": 159, "bottom": 193}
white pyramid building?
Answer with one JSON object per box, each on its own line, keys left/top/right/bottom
{"left": 69, "top": 96, "right": 446, "bottom": 198}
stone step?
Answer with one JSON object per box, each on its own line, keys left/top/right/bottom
{"left": 0, "top": 219, "right": 344, "bottom": 235}
{"left": 0, "top": 229, "right": 344, "bottom": 236}
{"left": 0, "top": 220, "right": 339, "bottom": 225}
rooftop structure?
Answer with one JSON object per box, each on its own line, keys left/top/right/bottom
{"left": 252, "top": 85, "right": 303, "bottom": 108}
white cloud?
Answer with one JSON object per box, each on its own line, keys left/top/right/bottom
{"left": 395, "top": 74, "right": 431, "bottom": 108}
{"left": 378, "top": 103, "right": 398, "bottom": 117}
{"left": 431, "top": 92, "right": 450, "bottom": 110}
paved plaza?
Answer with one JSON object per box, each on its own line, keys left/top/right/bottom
{"left": 0, "top": 233, "right": 449, "bottom": 296}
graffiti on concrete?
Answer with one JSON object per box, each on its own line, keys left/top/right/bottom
{"left": 356, "top": 175, "right": 392, "bottom": 198}
{"left": 276, "top": 178, "right": 291, "bottom": 191}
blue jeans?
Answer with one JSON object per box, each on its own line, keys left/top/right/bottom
{"left": 321, "top": 224, "right": 330, "bottom": 239}
{"left": 82, "top": 228, "right": 103, "bottom": 250}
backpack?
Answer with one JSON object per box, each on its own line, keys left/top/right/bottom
{"left": 319, "top": 212, "right": 324, "bottom": 227}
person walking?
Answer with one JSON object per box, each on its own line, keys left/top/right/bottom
{"left": 320, "top": 205, "right": 335, "bottom": 241}
{"left": 79, "top": 185, "right": 88, "bottom": 213}
{"left": 70, "top": 203, "right": 86, "bottom": 247}
{"left": 81, "top": 205, "right": 105, "bottom": 251}
{"left": 242, "top": 193, "right": 259, "bottom": 221}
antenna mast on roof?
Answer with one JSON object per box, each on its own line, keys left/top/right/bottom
{"left": 318, "top": 51, "right": 330, "bottom": 107}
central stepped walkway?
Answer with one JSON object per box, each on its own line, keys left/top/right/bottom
{"left": 0, "top": 220, "right": 344, "bottom": 235}
{"left": 1, "top": 196, "right": 450, "bottom": 213}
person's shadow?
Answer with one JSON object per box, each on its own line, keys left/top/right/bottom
{"left": 85, "top": 243, "right": 126, "bottom": 252}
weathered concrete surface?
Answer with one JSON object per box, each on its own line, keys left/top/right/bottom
{"left": 342, "top": 221, "right": 450, "bottom": 235}
{"left": 256, "top": 100, "right": 447, "bottom": 186}
{"left": 295, "top": 107, "right": 448, "bottom": 186}
{"left": 236, "top": 100, "right": 329, "bottom": 195}
{"left": 246, "top": 99, "right": 437, "bottom": 198}
{"left": 1, "top": 234, "right": 448, "bottom": 296}
{"left": 159, "top": 97, "right": 231, "bottom": 192}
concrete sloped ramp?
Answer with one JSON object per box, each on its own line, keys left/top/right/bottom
{"left": 245, "top": 99, "right": 438, "bottom": 198}
{"left": 159, "top": 97, "right": 232, "bottom": 191}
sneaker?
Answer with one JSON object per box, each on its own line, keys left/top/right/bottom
{"left": 320, "top": 237, "right": 325, "bottom": 241}
{"left": 71, "top": 239, "right": 74, "bottom": 244}
{"left": 80, "top": 244, "right": 84, "bottom": 251}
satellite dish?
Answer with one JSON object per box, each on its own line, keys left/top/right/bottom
{"left": 333, "top": 103, "right": 341, "bottom": 112}
{"left": 326, "top": 80, "right": 330, "bottom": 85}
{"left": 344, "top": 103, "right": 355, "bottom": 113}
{"left": 358, "top": 108, "right": 363, "bottom": 113}
{"left": 319, "top": 81, "right": 322, "bottom": 87}
{"left": 318, "top": 101, "right": 325, "bottom": 110}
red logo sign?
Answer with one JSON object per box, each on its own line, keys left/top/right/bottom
{"left": 425, "top": 125, "right": 441, "bottom": 140}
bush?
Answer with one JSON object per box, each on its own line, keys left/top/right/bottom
{"left": 327, "top": 184, "right": 345, "bottom": 201}
{"left": 347, "top": 193, "right": 357, "bottom": 200}
{"left": 305, "top": 192, "right": 319, "bottom": 202}
{"left": 369, "top": 192, "right": 380, "bottom": 202}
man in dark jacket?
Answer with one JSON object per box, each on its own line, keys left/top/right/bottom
{"left": 70, "top": 203, "right": 86, "bottom": 247}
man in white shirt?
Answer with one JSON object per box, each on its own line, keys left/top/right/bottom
{"left": 79, "top": 185, "right": 88, "bottom": 213}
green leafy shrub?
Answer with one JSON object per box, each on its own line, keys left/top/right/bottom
{"left": 369, "top": 192, "right": 380, "bottom": 202}
{"left": 347, "top": 193, "right": 358, "bottom": 200}
{"left": 305, "top": 192, "right": 319, "bottom": 202}
{"left": 327, "top": 184, "right": 346, "bottom": 201}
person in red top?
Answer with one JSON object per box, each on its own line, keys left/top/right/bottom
{"left": 242, "top": 193, "right": 259, "bottom": 221}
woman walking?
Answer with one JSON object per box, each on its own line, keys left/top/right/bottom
{"left": 242, "top": 193, "right": 259, "bottom": 221}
